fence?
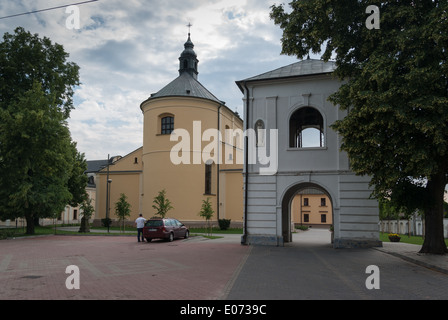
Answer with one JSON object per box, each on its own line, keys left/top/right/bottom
{"left": 380, "top": 218, "right": 448, "bottom": 238}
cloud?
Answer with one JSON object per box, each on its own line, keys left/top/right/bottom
{"left": 0, "top": 0, "right": 300, "bottom": 160}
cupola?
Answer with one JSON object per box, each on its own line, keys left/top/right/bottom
{"left": 179, "top": 33, "right": 199, "bottom": 80}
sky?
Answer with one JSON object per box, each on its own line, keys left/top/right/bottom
{"left": 0, "top": 0, "right": 305, "bottom": 161}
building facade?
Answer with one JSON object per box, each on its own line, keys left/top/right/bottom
{"left": 237, "top": 58, "right": 382, "bottom": 248}
{"left": 93, "top": 34, "right": 244, "bottom": 227}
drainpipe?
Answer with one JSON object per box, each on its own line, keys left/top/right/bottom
{"left": 242, "top": 83, "right": 250, "bottom": 245}
{"left": 217, "top": 104, "right": 221, "bottom": 222}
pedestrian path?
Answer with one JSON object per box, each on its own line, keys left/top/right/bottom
{"left": 374, "top": 241, "right": 448, "bottom": 275}
{"left": 58, "top": 226, "right": 448, "bottom": 274}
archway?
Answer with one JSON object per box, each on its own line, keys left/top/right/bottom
{"left": 281, "top": 183, "right": 334, "bottom": 243}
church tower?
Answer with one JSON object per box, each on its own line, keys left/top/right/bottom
{"left": 139, "top": 32, "right": 244, "bottom": 226}
{"left": 178, "top": 32, "right": 199, "bottom": 80}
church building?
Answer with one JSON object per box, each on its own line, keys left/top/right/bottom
{"left": 94, "top": 33, "right": 244, "bottom": 227}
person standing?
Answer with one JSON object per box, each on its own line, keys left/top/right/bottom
{"left": 135, "top": 214, "right": 146, "bottom": 242}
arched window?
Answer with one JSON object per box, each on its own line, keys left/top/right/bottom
{"left": 254, "top": 120, "right": 265, "bottom": 147}
{"left": 289, "top": 107, "right": 324, "bottom": 148}
{"left": 161, "top": 116, "right": 174, "bottom": 135}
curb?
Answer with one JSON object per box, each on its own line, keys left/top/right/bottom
{"left": 373, "top": 247, "right": 448, "bottom": 275}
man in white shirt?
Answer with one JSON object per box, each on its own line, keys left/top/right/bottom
{"left": 135, "top": 214, "right": 146, "bottom": 242}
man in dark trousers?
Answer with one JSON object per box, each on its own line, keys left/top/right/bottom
{"left": 134, "top": 213, "right": 146, "bottom": 242}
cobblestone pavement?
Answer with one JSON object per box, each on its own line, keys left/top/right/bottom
{"left": 1, "top": 230, "right": 448, "bottom": 301}
{"left": 0, "top": 235, "right": 249, "bottom": 300}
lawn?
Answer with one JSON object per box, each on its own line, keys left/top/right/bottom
{"left": 380, "top": 232, "right": 448, "bottom": 246}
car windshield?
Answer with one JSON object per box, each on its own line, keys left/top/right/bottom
{"left": 145, "top": 220, "right": 163, "bottom": 227}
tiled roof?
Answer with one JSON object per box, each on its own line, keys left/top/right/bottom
{"left": 236, "top": 59, "right": 336, "bottom": 90}
{"left": 143, "top": 72, "right": 224, "bottom": 105}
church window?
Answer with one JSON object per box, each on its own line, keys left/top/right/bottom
{"left": 289, "top": 107, "right": 324, "bottom": 148}
{"left": 205, "top": 162, "right": 212, "bottom": 195}
{"left": 255, "top": 120, "right": 265, "bottom": 147}
{"left": 161, "top": 116, "right": 174, "bottom": 135}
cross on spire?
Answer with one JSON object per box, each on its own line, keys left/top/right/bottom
{"left": 187, "top": 22, "right": 192, "bottom": 36}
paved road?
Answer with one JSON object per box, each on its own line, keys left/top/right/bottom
{"left": 227, "top": 229, "right": 448, "bottom": 300}
{"left": 1, "top": 229, "right": 447, "bottom": 301}
{"left": 0, "top": 235, "right": 249, "bottom": 300}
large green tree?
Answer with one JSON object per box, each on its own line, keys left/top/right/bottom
{"left": 271, "top": 1, "right": 448, "bottom": 254}
{"left": 0, "top": 28, "right": 83, "bottom": 234}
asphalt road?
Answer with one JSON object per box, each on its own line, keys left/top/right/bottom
{"left": 227, "top": 229, "right": 448, "bottom": 300}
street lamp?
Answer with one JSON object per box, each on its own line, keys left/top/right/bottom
{"left": 107, "top": 179, "right": 112, "bottom": 233}
{"left": 105, "top": 154, "right": 115, "bottom": 233}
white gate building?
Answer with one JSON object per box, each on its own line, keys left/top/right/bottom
{"left": 237, "top": 58, "right": 382, "bottom": 248}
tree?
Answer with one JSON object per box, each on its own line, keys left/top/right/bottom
{"left": 115, "top": 193, "right": 131, "bottom": 232}
{"left": 0, "top": 27, "right": 80, "bottom": 116}
{"left": 79, "top": 197, "right": 94, "bottom": 233}
{"left": 68, "top": 144, "right": 89, "bottom": 207}
{"left": 198, "top": 198, "right": 214, "bottom": 236}
{"left": 152, "top": 189, "right": 174, "bottom": 218}
{"left": 270, "top": 1, "right": 448, "bottom": 254}
{"left": 0, "top": 28, "right": 81, "bottom": 235}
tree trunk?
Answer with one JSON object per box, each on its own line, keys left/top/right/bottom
{"left": 420, "top": 173, "right": 448, "bottom": 254}
{"left": 25, "top": 212, "right": 35, "bottom": 235}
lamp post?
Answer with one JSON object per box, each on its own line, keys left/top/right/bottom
{"left": 107, "top": 179, "right": 112, "bottom": 233}
{"left": 105, "top": 154, "right": 114, "bottom": 233}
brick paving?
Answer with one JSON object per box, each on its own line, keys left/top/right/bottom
{"left": 2, "top": 230, "right": 448, "bottom": 301}
{"left": 0, "top": 235, "right": 250, "bottom": 300}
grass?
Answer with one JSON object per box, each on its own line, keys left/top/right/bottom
{"left": 380, "top": 232, "right": 448, "bottom": 246}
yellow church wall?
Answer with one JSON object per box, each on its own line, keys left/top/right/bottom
{"left": 95, "top": 148, "right": 143, "bottom": 225}
{"left": 140, "top": 96, "right": 244, "bottom": 226}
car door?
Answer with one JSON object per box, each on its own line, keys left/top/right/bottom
{"left": 171, "top": 219, "right": 181, "bottom": 238}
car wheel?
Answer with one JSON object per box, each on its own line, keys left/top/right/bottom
{"left": 168, "top": 233, "right": 174, "bottom": 242}
{"left": 184, "top": 230, "right": 189, "bottom": 239}
{"left": 145, "top": 238, "right": 152, "bottom": 242}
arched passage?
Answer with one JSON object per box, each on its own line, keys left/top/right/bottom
{"left": 281, "top": 182, "right": 334, "bottom": 243}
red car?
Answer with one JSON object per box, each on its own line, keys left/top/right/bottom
{"left": 143, "top": 218, "right": 190, "bottom": 242}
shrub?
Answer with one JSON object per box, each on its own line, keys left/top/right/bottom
{"left": 101, "top": 218, "right": 112, "bottom": 228}
{"left": 218, "top": 219, "right": 231, "bottom": 230}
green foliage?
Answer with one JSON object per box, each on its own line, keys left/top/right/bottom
{"left": 0, "top": 27, "right": 80, "bottom": 116}
{"left": 101, "top": 218, "right": 112, "bottom": 228}
{"left": 115, "top": 193, "right": 131, "bottom": 232}
{"left": 80, "top": 197, "right": 95, "bottom": 220}
{"left": 0, "top": 229, "right": 16, "bottom": 240}
{"left": 270, "top": 1, "right": 448, "bottom": 254}
{"left": 0, "top": 28, "right": 81, "bottom": 235}
{"left": 218, "top": 219, "right": 231, "bottom": 231}
{"left": 199, "top": 198, "right": 214, "bottom": 235}
{"left": 79, "top": 197, "right": 94, "bottom": 233}
{"left": 68, "top": 145, "right": 89, "bottom": 207}
{"left": 152, "top": 189, "right": 174, "bottom": 218}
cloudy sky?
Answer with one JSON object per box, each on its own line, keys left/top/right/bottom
{"left": 0, "top": 0, "right": 305, "bottom": 160}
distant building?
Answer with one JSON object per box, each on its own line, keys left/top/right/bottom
{"left": 291, "top": 189, "right": 332, "bottom": 228}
